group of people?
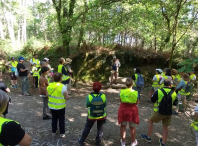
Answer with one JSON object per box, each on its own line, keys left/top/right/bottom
{"left": 0, "top": 55, "right": 198, "bottom": 146}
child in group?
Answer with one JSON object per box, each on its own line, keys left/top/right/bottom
{"left": 32, "top": 63, "right": 39, "bottom": 88}
{"left": 118, "top": 78, "right": 139, "bottom": 146}
{"left": 148, "top": 69, "right": 163, "bottom": 99}
{"left": 39, "top": 66, "right": 51, "bottom": 120}
{"left": 191, "top": 105, "right": 198, "bottom": 146}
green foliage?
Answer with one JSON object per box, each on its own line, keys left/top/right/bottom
{"left": 178, "top": 58, "right": 198, "bottom": 73}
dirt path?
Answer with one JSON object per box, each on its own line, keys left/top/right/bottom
{"left": 5, "top": 82, "right": 196, "bottom": 146}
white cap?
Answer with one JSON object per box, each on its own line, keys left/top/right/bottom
{"left": 194, "top": 105, "right": 198, "bottom": 113}
{"left": 134, "top": 68, "right": 136, "bottom": 71}
{"left": 156, "top": 69, "right": 163, "bottom": 73}
{"left": 113, "top": 55, "right": 116, "bottom": 59}
{"left": 43, "top": 58, "right": 49, "bottom": 62}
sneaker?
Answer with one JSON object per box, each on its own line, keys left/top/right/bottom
{"left": 172, "top": 111, "right": 178, "bottom": 115}
{"left": 24, "top": 93, "right": 31, "bottom": 96}
{"left": 141, "top": 134, "right": 151, "bottom": 142}
{"left": 159, "top": 138, "right": 165, "bottom": 146}
{"left": 120, "top": 139, "right": 126, "bottom": 146}
{"left": 131, "top": 140, "right": 137, "bottom": 146}
{"left": 43, "top": 115, "right": 51, "bottom": 120}
{"left": 60, "top": 134, "right": 66, "bottom": 138}
{"left": 11, "top": 85, "right": 15, "bottom": 88}
{"left": 15, "top": 84, "right": 18, "bottom": 88}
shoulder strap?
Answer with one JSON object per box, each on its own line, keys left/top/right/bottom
{"left": 90, "top": 93, "right": 102, "bottom": 98}
{"left": 160, "top": 88, "right": 174, "bottom": 97}
{"left": 49, "top": 84, "right": 61, "bottom": 95}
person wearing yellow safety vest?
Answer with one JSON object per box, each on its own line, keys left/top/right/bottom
{"left": 30, "top": 54, "right": 40, "bottom": 87}
{"left": 0, "top": 90, "right": 32, "bottom": 145}
{"left": 32, "top": 63, "right": 39, "bottom": 88}
{"left": 174, "top": 73, "right": 190, "bottom": 115}
{"left": 141, "top": 79, "right": 177, "bottom": 146}
{"left": 47, "top": 73, "right": 69, "bottom": 138}
{"left": 191, "top": 105, "right": 198, "bottom": 146}
{"left": 149, "top": 69, "right": 163, "bottom": 99}
{"left": 78, "top": 82, "right": 107, "bottom": 146}
{"left": 160, "top": 68, "right": 172, "bottom": 87}
{"left": 190, "top": 69, "right": 196, "bottom": 83}
{"left": 58, "top": 58, "right": 70, "bottom": 86}
{"left": 132, "top": 67, "right": 142, "bottom": 99}
{"left": 118, "top": 78, "right": 139, "bottom": 146}
{"left": 171, "top": 69, "right": 179, "bottom": 89}
{"left": 5, "top": 57, "right": 18, "bottom": 88}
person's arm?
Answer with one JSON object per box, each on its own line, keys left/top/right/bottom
{"left": 152, "top": 75, "right": 157, "bottom": 82}
{"left": 159, "top": 77, "right": 165, "bottom": 85}
{"left": 63, "top": 90, "right": 69, "bottom": 100}
{"left": 176, "top": 80, "right": 185, "bottom": 91}
{"left": 18, "top": 133, "right": 32, "bottom": 146}
{"left": 136, "top": 99, "right": 140, "bottom": 105}
{"left": 5, "top": 88, "right": 10, "bottom": 93}
{"left": 29, "top": 59, "right": 33, "bottom": 66}
{"left": 86, "top": 95, "right": 90, "bottom": 107}
{"left": 5, "top": 62, "right": 12, "bottom": 68}
{"left": 151, "top": 90, "right": 158, "bottom": 102}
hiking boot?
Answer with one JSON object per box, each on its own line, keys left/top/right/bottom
{"left": 131, "top": 140, "right": 137, "bottom": 146}
{"left": 60, "top": 134, "right": 66, "bottom": 138}
{"left": 172, "top": 111, "right": 178, "bottom": 115}
{"left": 159, "top": 138, "right": 165, "bottom": 146}
{"left": 141, "top": 134, "right": 151, "bottom": 142}
{"left": 120, "top": 139, "right": 126, "bottom": 146}
{"left": 43, "top": 115, "right": 51, "bottom": 120}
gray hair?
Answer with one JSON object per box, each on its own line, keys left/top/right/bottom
{"left": 0, "top": 90, "right": 9, "bottom": 114}
{"left": 40, "top": 61, "right": 46, "bottom": 66}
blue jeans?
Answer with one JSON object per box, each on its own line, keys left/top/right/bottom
{"left": 79, "top": 118, "right": 105, "bottom": 145}
{"left": 51, "top": 108, "right": 65, "bottom": 134}
{"left": 20, "top": 76, "right": 29, "bottom": 94}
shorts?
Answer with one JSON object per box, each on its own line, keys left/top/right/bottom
{"left": 121, "top": 121, "right": 136, "bottom": 127}
{"left": 111, "top": 70, "right": 117, "bottom": 74}
{"left": 149, "top": 112, "right": 172, "bottom": 126}
{"left": 10, "top": 72, "right": 17, "bottom": 80}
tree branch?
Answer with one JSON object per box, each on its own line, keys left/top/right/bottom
{"left": 176, "top": 11, "right": 198, "bottom": 45}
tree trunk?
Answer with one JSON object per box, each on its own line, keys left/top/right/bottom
{"left": 0, "top": 19, "right": 4, "bottom": 39}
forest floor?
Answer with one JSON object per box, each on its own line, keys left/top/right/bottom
{"left": 5, "top": 81, "right": 197, "bottom": 146}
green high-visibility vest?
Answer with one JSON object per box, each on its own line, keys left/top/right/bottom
{"left": 178, "top": 80, "right": 190, "bottom": 96}
{"left": 152, "top": 75, "right": 160, "bottom": 87}
{"left": 191, "top": 120, "right": 198, "bottom": 131}
{"left": 120, "top": 88, "right": 138, "bottom": 103}
{"left": 0, "top": 117, "right": 20, "bottom": 146}
{"left": 153, "top": 88, "right": 177, "bottom": 112}
{"left": 58, "top": 64, "right": 70, "bottom": 81}
{"left": 133, "top": 74, "right": 139, "bottom": 87}
{"left": 9, "top": 61, "right": 18, "bottom": 73}
{"left": 47, "top": 82, "right": 66, "bottom": 110}
{"left": 32, "top": 58, "right": 40, "bottom": 68}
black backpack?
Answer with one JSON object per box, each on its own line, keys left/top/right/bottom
{"left": 158, "top": 88, "right": 174, "bottom": 115}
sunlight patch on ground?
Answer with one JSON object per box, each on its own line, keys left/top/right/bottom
{"left": 68, "top": 118, "right": 75, "bottom": 122}
{"left": 81, "top": 113, "right": 87, "bottom": 117}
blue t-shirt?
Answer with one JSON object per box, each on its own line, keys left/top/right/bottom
{"left": 176, "top": 79, "right": 186, "bottom": 90}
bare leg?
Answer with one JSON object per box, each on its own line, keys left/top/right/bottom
{"left": 33, "top": 77, "right": 35, "bottom": 87}
{"left": 120, "top": 125, "right": 127, "bottom": 142}
{"left": 11, "top": 80, "right": 14, "bottom": 86}
{"left": 162, "top": 126, "right": 168, "bottom": 144}
{"left": 149, "top": 89, "right": 154, "bottom": 99}
{"left": 14, "top": 80, "right": 17, "bottom": 85}
{"left": 114, "top": 71, "right": 117, "bottom": 83}
{"left": 110, "top": 73, "right": 113, "bottom": 84}
{"left": 148, "top": 120, "right": 154, "bottom": 137}
{"left": 130, "top": 126, "right": 136, "bottom": 143}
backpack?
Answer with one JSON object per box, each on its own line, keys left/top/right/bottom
{"left": 158, "top": 88, "right": 174, "bottom": 115}
{"left": 185, "top": 82, "right": 191, "bottom": 93}
{"left": 15, "top": 69, "right": 19, "bottom": 76}
{"left": 136, "top": 74, "right": 144, "bottom": 88}
{"left": 90, "top": 93, "right": 105, "bottom": 117}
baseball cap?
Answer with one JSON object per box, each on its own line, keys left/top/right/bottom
{"left": 18, "top": 57, "right": 25, "bottom": 61}
{"left": 11, "top": 57, "right": 15, "bottom": 60}
{"left": 156, "top": 69, "right": 163, "bottom": 73}
{"left": 93, "top": 82, "right": 102, "bottom": 92}
{"left": 43, "top": 58, "right": 49, "bottom": 62}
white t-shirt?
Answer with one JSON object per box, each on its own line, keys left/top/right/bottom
{"left": 153, "top": 75, "right": 157, "bottom": 81}
{"left": 61, "top": 85, "right": 67, "bottom": 95}
{"left": 30, "top": 58, "right": 40, "bottom": 65}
